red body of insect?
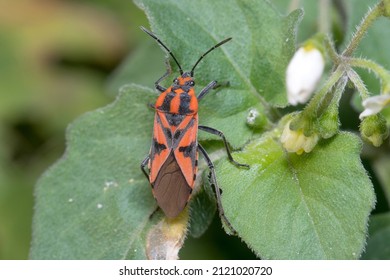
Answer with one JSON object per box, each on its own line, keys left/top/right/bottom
{"left": 140, "top": 27, "right": 247, "bottom": 228}
{"left": 149, "top": 73, "right": 199, "bottom": 217}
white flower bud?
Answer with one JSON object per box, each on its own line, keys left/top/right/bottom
{"left": 359, "top": 94, "right": 390, "bottom": 119}
{"left": 286, "top": 46, "right": 325, "bottom": 105}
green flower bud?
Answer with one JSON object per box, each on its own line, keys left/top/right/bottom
{"left": 317, "top": 108, "right": 339, "bottom": 139}
{"left": 316, "top": 76, "right": 347, "bottom": 139}
{"left": 383, "top": 0, "right": 390, "bottom": 18}
{"left": 360, "top": 114, "right": 389, "bottom": 147}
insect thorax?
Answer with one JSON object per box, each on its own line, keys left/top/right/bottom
{"left": 155, "top": 82, "right": 198, "bottom": 116}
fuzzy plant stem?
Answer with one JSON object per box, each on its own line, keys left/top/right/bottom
{"left": 348, "top": 57, "right": 390, "bottom": 93}
{"left": 342, "top": 2, "right": 384, "bottom": 57}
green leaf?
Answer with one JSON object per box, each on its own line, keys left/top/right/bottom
{"left": 134, "top": 0, "right": 302, "bottom": 147}
{"left": 361, "top": 212, "right": 390, "bottom": 259}
{"left": 187, "top": 177, "right": 217, "bottom": 238}
{"left": 218, "top": 130, "right": 375, "bottom": 259}
{"left": 30, "top": 85, "right": 159, "bottom": 259}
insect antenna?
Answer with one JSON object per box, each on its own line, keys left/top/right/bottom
{"left": 140, "top": 26, "right": 183, "bottom": 75}
{"left": 190, "top": 37, "right": 232, "bottom": 77}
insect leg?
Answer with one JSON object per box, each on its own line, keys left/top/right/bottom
{"left": 197, "top": 80, "right": 218, "bottom": 100}
{"left": 155, "top": 58, "right": 172, "bottom": 93}
{"left": 198, "top": 125, "right": 249, "bottom": 168}
{"left": 197, "top": 81, "right": 230, "bottom": 100}
{"left": 140, "top": 155, "right": 150, "bottom": 180}
{"left": 198, "top": 144, "right": 237, "bottom": 235}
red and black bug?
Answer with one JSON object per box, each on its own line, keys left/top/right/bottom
{"left": 140, "top": 26, "right": 248, "bottom": 233}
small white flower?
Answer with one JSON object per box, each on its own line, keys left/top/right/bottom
{"left": 280, "top": 121, "right": 319, "bottom": 155}
{"left": 359, "top": 94, "right": 390, "bottom": 119}
{"left": 286, "top": 45, "right": 325, "bottom": 105}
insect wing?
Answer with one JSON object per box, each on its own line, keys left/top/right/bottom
{"left": 152, "top": 151, "right": 192, "bottom": 217}
{"left": 173, "top": 115, "right": 198, "bottom": 188}
{"left": 150, "top": 113, "right": 198, "bottom": 218}
{"left": 149, "top": 112, "right": 170, "bottom": 183}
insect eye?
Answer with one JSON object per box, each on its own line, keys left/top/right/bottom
{"left": 173, "top": 78, "right": 178, "bottom": 84}
{"left": 188, "top": 81, "right": 195, "bottom": 86}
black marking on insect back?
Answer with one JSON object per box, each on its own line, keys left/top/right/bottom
{"left": 164, "top": 127, "right": 172, "bottom": 141}
{"left": 179, "top": 142, "right": 196, "bottom": 158}
{"left": 171, "top": 117, "right": 196, "bottom": 150}
{"left": 193, "top": 174, "right": 196, "bottom": 181}
{"left": 195, "top": 159, "right": 198, "bottom": 167}
{"left": 153, "top": 138, "right": 167, "bottom": 155}
{"left": 155, "top": 113, "right": 173, "bottom": 145}
{"left": 157, "top": 91, "right": 175, "bottom": 111}
{"left": 166, "top": 113, "right": 185, "bottom": 126}
{"left": 173, "top": 129, "right": 182, "bottom": 140}
{"left": 179, "top": 92, "right": 194, "bottom": 115}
